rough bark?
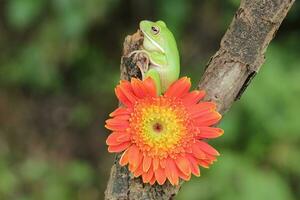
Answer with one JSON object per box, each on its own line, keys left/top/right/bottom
{"left": 105, "top": 0, "right": 295, "bottom": 199}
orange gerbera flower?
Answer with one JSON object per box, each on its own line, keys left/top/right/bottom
{"left": 105, "top": 77, "right": 223, "bottom": 185}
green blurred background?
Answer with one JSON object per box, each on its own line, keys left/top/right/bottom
{"left": 0, "top": 0, "right": 299, "bottom": 199}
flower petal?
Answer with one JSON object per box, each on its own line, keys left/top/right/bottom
{"left": 106, "top": 133, "right": 120, "bottom": 146}
{"left": 128, "top": 145, "right": 142, "bottom": 171}
{"left": 195, "top": 127, "right": 224, "bottom": 139}
{"left": 160, "top": 159, "right": 166, "bottom": 169}
{"left": 131, "top": 78, "right": 156, "bottom": 98}
{"left": 133, "top": 164, "right": 143, "bottom": 177}
{"left": 113, "top": 115, "right": 130, "bottom": 121}
{"left": 106, "top": 132, "right": 130, "bottom": 146}
{"left": 175, "top": 155, "right": 191, "bottom": 176}
{"left": 165, "top": 158, "right": 179, "bottom": 185}
{"left": 105, "top": 118, "right": 129, "bottom": 131}
{"left": 182, "top": 90, "right": 205, "bottom": 105}
{"left": 142, "top": 165, "right": 154, "bottom": 183}
{"left": 143, "top": 77, "right": 157, "bottom": 97}
{"left": 109, "top": 107, "right": 131, "bottom": 117}
{"left": 177, "top": 167, "right": 191, "bottom": 181}
{"left": 186, "top": 154, "right": 200, "bottom": 177}
{"left": 164, "top": 77, "right": 191, "bottom": 98}
{"left": 115, "top": 87, "right": 131, "bottom": 107}
{"left": 155, "top": 166, "right": 167, "bottom": 185}
{"left": 108, "top": 142, "right": 131, "bottom": 153}
{"left": 142, "top": 155, "right": 152, "bottom": 172}
{"left": 192, "top": 142, "right": 207, "bottom": 159}
{"left": 153, "top": 157, "right": 159, "bottom": 171}
{"left": 149, "top": 175, "right": 156, "bottom": 185}
{"left": 117, "top": 133, "right": 131, "bottom": 143}
{"left": 196, "top": 140, "right": 220, "bottom": 156}
{"left": 115, "top": 80, "right": 138, "bottom": 107}
{"left": 188, "top": 102, "right": 217, "bottom": 118}
{"left": 205, "top": 154, "right": 217, "bottom": 162}
{"left": 198, "top": 160, "right": 210, "bottom": 168}
{"left": 119, "top": 149, "right": 130, "bottom": 166}
{"left": 194, "top": 111, "right": 222, "bottom": 126}
{"left": 120, "top": 80, "right": 138, "bottom": 102}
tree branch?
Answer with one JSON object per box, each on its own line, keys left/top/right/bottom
{"left": 105, "top": 0, "right": 295, "bottom": 199}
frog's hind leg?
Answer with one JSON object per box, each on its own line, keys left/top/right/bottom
{"left": 145, "top": 68, "right": 161, "bottom": 95}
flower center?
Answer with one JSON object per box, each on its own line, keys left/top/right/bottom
{"left": 152, "top": 122, "right": 163, "bottom": 133}
{"left": 129, "top": 97, "right": 195, "bottom": 159}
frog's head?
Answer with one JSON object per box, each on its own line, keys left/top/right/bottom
{"left": 140, "top": 20, "right": 174, "bottom": 54}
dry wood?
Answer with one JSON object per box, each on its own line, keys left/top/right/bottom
{"left": 105, "top": 0, "right": 295, "bottom": 199}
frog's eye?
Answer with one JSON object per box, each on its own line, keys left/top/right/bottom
{"left": 151, "top": 26, "right": 160, "bottom": 35}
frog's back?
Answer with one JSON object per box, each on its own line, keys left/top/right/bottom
{"left": 160, "top": 27, "right": 180, "bottom": 92}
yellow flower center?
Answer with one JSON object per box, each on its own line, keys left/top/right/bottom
{"left": 129, "top": 97, "right": 194, "bottom": 159}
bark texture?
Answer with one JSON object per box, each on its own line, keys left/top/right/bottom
{"left": 105, "top": 0, "right": 295, "bottom": 199}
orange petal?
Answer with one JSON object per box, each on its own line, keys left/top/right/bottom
{"left": 106, "top": 132, "right": 130, "bottom": 146}
{"left": 186, "top": 146, "right": 193, "bottom": 154}
{"left": 133, "top": 164, "right": 143, "bottom": 177}
{"left": 195, "top": 127, "right": 224, "bottom": 139}
{"left": 112, "top": 115, "right": 130, "bottom": 121}
{"left": 153, "top": 157, "right": 159, "bottom": 171}
{"left": 194, "top": 112, "right": 222, "bottom": 126}
{"left": 142, "top": 155, "right": 152, "bottom": 172}
{"left": 128, "top": 163, "right": 134, "bottom": 172}
{"left": 186, "top": 154, "right": 200, "bottom": 177}
{"left": 175, "top": 155, "right": 191, "bottom": 176}
{"left": 160, "top": 159, "right": 166, "bottom": 169}
{"left": 198, "top": 160, "right": 210, "bottom": 168}
{"left": 196, "top": 140, "right": 220, "bottom": 156}
{"left": 131, "top": 78, "right": 145, "bottom": 98}
{"left": 105, "top": 118, "right": 129, "bottom": 131}
{"left": 155, "top": 166, "right": 167, "bottom": 185}
{"left": 182, "top": 90, "right": 205, "bottom": 105}
{"left": 149, "top": 175, "right": 156, "bottom": 185}
{"left": 109, "top": 107, "right": 131, "bottom": 117}
{"left": 143, "top": 77, "right": 157, "bottom": 97}
{"left": 177, "top": 167, "right": 191, "bottom": 181}
{"left": 116, "top": 133, "right": 131, "bottom": 143}
{"left": 106, "top": 133, "right": 120, "bottom": 146}
{"left": 164, "top": 77, "right": 191, "bottom": 98}
{"left": 119, "top": 80, "right": 138, "bottom": 103}
{"left": 188, "top": 102, "right": 217, "bottom": 118}
{"left": 115, "top": 87, "right": 131, "bottom": 107}
{"left": 108, "top": 142, "right": 131, "bottom": 153}
{"left": 191, "top": 142, "right": 207, "bottom": 159}
{"left": 205, "top": 154, "right": 217, "bottom": 162}
{"left": 142, "top": 165, "right": 154, "bottom": 183}
{"left": 119, "top": 149, "right": 130, "bottom": 166}
{"left": 128, "top": 145, "right": 142, "bottom": 171}
{"left": 165, "top": 158, "right": 179, "bottom": 185}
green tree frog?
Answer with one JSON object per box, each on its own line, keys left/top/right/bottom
{"left": 130, "top": 20, "right": 180, "bottom": 94}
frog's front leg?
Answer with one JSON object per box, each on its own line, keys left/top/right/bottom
{"left": 128, "top": 50, "right": 151, "bottom": 79}
{"left": 128, "top": 50, "right": 166, "bottom": 95}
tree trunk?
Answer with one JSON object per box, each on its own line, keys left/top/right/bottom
{"left": 105, "top": 0, "right": 295, "bottom": 199}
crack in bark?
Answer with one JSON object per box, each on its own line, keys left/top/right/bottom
{"left": 235, "top": 70, "right": 257, "bottom": 100}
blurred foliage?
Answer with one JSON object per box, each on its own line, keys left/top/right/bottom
{"left": 0, "top": 0, "right": 299, "bottom": 199}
